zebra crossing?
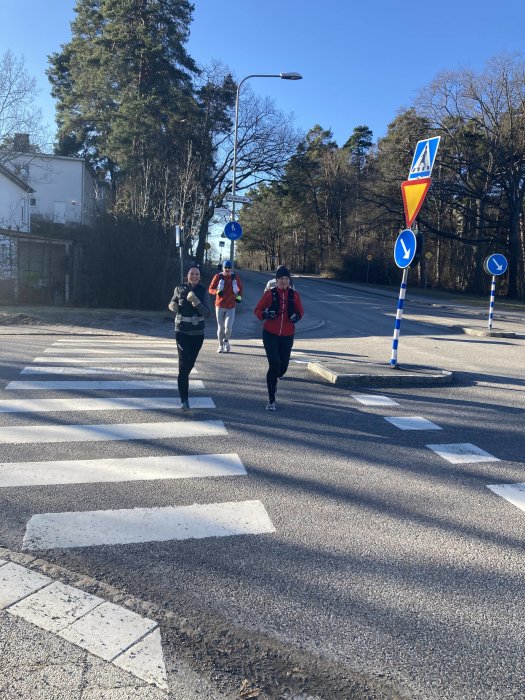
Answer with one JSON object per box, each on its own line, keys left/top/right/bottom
{"left": 1, "top": 336, "right": 275, "bottom": 548}
{"left": 350, "top": 391, "right": 525, "bottom": 515}
{"left": 0, "top": 334, "right": 276, "bottom": 691}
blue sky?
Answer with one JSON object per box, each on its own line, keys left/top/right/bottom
{"left": 1, "top": 0, "right": 525, "bottom": 147}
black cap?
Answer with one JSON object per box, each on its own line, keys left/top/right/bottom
{"left": 275, "top": 265, "right": 290, "bottom": 279}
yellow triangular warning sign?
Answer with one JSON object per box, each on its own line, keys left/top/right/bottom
{"left": 401, "top": 177, "right": 431, "bottom": 227}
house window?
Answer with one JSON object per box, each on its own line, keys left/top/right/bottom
{"left": 30, "top": 198, "right": 36, "bottom": 206}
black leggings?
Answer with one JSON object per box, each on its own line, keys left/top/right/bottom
{"left": 262, "top": 329, "right": 294, "bottom": 402}
{"left": 176, "top": 332, "right": 204, "bottom": 402}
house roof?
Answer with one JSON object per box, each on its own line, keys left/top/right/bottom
{"left": 0, "top": 163, "right": 35, "bottom": 193}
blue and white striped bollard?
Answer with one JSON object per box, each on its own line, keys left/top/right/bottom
{"left": 390, "top": 267, "right": 409, "bottom": 366}
{"left": 488, "top": 275, "right": 496, "bottom": 330}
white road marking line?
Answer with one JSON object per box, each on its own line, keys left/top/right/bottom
{"left": 34, "top": 356, "right": 177, "bottom": 363}
{"left": 23, "top": 499, "right": 276, "bottom": 550}
{"left": 385, "top": 416, "right": 442, "bottom": 430}
{"left": 6, "top": 379, "right": 204, "bottom": 391}
{"left": 0, "top": 562, "right": 52, "bottom": 609}
{"left": 352, "top": 394, "right": 400, "bottom": 406}
{"left": 58, "top": 601, "right": 157, "bottom": 662}
{"left": 52, "top": 340, "right": 173, "bottom": 345}
{"left": 0, "top": 419, "right": 228, "bottom": 444}
{"left": 0, "top": 396, "right": 213, "bottom": 414}
{"left": 426, "top": 443, "right": 500, "bottom": 464}
{"left": 486, "top": 483, "right": 525, "bottom": 513}
{"left": 21, "top": 365, "right": 195, "bottom": 375}
{"left": 0, "top": 453, "right": 245, "bottom": 487}
{"left": 113, "top": 626, "right": 168, "bottom": 690}
{"left": 3, "top": 564, "right": 167, "bottom": 689}
{"left": 44, "top": 350, "right": 176, "bottom": 357}
{"left": 9, "top": 581, "right": 103, "bottom": 633}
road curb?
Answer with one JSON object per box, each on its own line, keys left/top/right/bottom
{"left": 308, "top": 361, "right": 453, "bottom": 387}
{"left": 0, "top": 546, "right": 402, "bottom": 699}
{"left": 453, "top": 325, "right": 518, "bottom": 338}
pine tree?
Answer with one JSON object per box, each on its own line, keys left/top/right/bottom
{"left": 48, "top": 0, "right": 198, "bottom": 179}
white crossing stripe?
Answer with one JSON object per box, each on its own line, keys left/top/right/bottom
{"left": 0, "top": 396, "right": 213, "bottom": 414}
{"left": 0, "top": 419, "right": 227, "bottom": 444}
{"left": 426, "top": 443, "right": 499, "bottom": 464}
{"left": 6, "top": 379, "right": 203, "bottom": 390}
{"left": 34, "top": 356, "right": 177, "bottom": 363}
{"left": 2, "top": 565, "right": 167, "bottom": 689}
{"left": 44, "top": 348, "right": 173, "bottom": 355}
{"left": 0, "top": 453, "right": 245, "bottom": 487}
{"left": 385, "top": 416, "right": 442, "bottom": 430}
{"left": 23, "top": 499, "right": 276, "bottom": 550}
{"left": 352, "top": 394, "right": 400, "bottom": 406}
{"left": 21, "top": 365, "right": 195, "bottom": 375}
{"left": 486, "top": 483, "right": 525, "bottom": 513}
{"left": 52, "top": 340, "right": 174, "bottom": 346}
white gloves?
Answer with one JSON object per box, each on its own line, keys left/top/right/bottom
{"left": 187, "top": 290, "right": 199, "bottom": 306}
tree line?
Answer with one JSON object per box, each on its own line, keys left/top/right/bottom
{"left": 238, "top": 55, "right": 525, "bottom": 299}
{"left": 2, "top": 2, "right": 524, "bottom": 305}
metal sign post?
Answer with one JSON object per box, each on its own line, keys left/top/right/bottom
{"left": 483, "top": 254, "right": 508, "bottom": 330}
{"left": 175, "top": 225, "right": 184, "bottom": 285}
{"left": 390, "top": 228, "right": 421, "bottom": 367}
{"left": 390, "top": 267, "right": 409, "bottom": 367}
{"left": 488, "top": 276, "right": 496, "bottom": 330}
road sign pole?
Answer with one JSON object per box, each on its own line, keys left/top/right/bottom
{"left": 390, "top": 267, "right": 409, "bottom": 367}
{"left": 488, "top": 275, "right": 496, "bottom": 330}
{"left": 176, "top": 225, "right": 184, "bottom": 285}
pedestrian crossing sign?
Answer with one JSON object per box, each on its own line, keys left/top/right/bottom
{"left": 408, "top": 136, "right": 440, "bottom": 180}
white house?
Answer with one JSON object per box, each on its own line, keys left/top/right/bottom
{"left": 7, "top": 151, "right": 108, "bottom": 227}
{"left": 0, "top": 142, "right": 109, "bottom": 304}
{"left": 0, "top": 162, "right": 33, "bottom": 233}
{"left": 0, "top": 163, "right": 34, "bottom": 301}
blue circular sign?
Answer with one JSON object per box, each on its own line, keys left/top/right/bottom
{"left": 483, "top": 254, "right": 508, "bottom": 276}
{"left": 394, "top": 229, "right": 417, "bottom": 269}
{"left": 224, "top": 221, "right": 243, "bottom": 241}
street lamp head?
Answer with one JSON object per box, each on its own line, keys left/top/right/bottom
{"left": 280, "top": 72, "right": 302, "bottom": 81}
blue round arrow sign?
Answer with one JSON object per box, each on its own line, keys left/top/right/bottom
{"left": 394, "top": 229, "right": 417, "bottom": 269}
{"left": 484, "top": 254, "right": 508, "bottom": 276}
{"left": 224, "top": 221, "right": 243, "bottom": 241}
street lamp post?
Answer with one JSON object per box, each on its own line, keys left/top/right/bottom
{"left": 229, "top": 71, "right": 302, "bottom": 262}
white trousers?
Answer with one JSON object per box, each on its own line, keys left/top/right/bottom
{"left": 215, "top": 307, "right": 236, "bottom": 344}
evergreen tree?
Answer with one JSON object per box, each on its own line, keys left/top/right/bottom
{"left": 48, "top": 0, "right": 198, "bottom": 180}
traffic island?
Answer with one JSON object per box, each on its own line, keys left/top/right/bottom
{"left": 454, "top": 326, "right": 517, "bottom": 338}
{"left": 308, "top": 360, "right": 453, "bottom": 387}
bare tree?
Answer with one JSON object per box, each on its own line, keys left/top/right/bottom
{"left": 191, "top": 64, "right": 302, "bottom": 264}
{"left": 417, "top": 54, "right": 525, "bottom": 296}
{"left": 0, "top": 50, "right": 48, "bottom": 159}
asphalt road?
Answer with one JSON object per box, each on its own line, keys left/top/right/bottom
{"left": 1, "top": 274, "right": 524, "bottom": 699}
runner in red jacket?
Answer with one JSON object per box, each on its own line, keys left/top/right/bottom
{"left": 208, "top": 260, "right": 243, "bottom": 353}
{"left": 254, "top": 266, "right": 304, "bottom": 410}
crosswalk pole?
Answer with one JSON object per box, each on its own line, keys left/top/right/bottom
{"left": 488, "top": 275, "right": 496, "bottom": 330}
{"left": 390, "top": 267, "right": 409, "bottom": 367}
